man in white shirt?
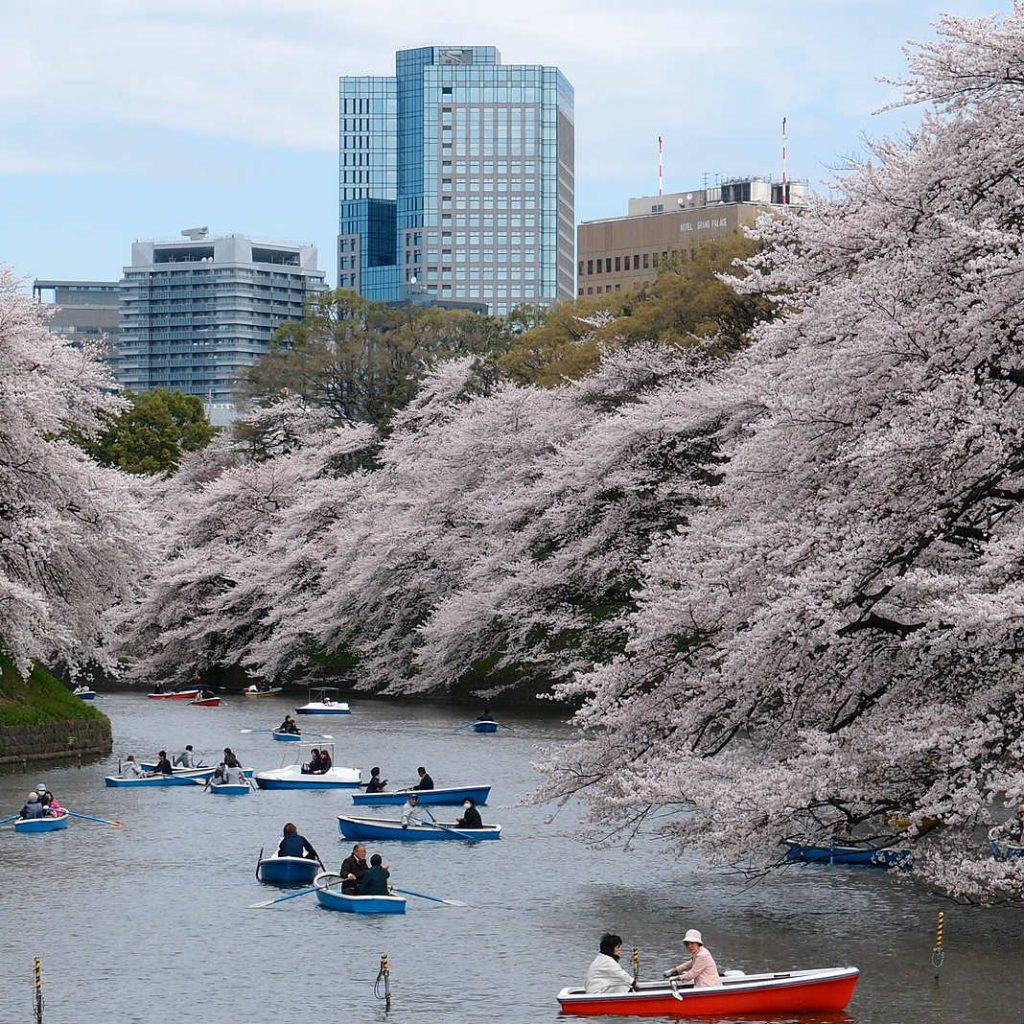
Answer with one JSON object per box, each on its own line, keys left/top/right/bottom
{"left": 400, "top": 793, "right": 421, "bottom": 828}
{"left": 585, "top": 933, "right": 636, "bottom": 994}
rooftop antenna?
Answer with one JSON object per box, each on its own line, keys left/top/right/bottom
{"left": 181, "top": 226, "right": 209, "bottom": 240}
{"left": 657, "top": 136, "right": 664, "bottom": 198}
{"left": 781, "top": 117, "right": 788, "bottom": 206}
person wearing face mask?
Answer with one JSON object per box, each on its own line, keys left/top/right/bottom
{"left": 455, "top": 797, "right": 482, "bottom": 829}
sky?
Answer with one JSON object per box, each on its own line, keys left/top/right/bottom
{"left": 0, "top": 0, "right": 1008, "bottom": 286}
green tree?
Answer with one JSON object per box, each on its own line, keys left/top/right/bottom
{"left": 237, "top": 290, "right": 514, "bottom": 429}
{"left": 500, "top": 236, "right": 774, "bottom": 386}
{"left": 78, "top": 388, "right": 216, "bottom": 475}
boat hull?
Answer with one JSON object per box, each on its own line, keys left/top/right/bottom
{"left": 557, "top": 967, "right": 860, "bottom": 1017}
{"left": 257, "top": 855, "right": 321, "bottom": 887}
{"left": 338, "top": 815, "right": 501, "bottom": 842}
{"left": 256, "top": 765, "right": 362, "bottom": 790}
{"left": 105, "top": 769, "right": 211, "bottom": 787}
{"left": 352, "top": 784, "right": 491, "bottom": 807}
{"left": 783, "top": 839, "right": 910, "bottom": 867}
{"left": 472, "top": 720, "right": 498, "bottom": 733}
{"left": 244, "top": 687, "right": 283, "bottom": 698}
{"left": 989, "top": 826, "right": 1024, "bottom": 860}
{"left": 140, "top": 764, "right": 254, "bottom": 780}
{"left": 14, "top": 813, "right": 70, "bottom": 833}
{"left": 210, "top": 782, "right": 250, "bottom": 795}
{"left": 190, "top": 697, "right": 221, "bottom": 706}
{"left": 75, "top": 690, "right": 97, "bottom": 700}
{"left": 272, "top": 731, "right": 302, "bottom": 742}
{"left": 147, "top": 689, "right": 200, "bottom": 700}
{"left": 313, "top": 873, "right": 405, "bottom": 914}
{"left": 295, "top": 703, "right": 351, "bottom": 715}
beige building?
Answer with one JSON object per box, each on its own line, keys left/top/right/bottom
{"left": 578, "top": 177, "right": 807, "bottom": 296}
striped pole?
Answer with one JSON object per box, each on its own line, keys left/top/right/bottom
{"left": 33, "top": 957, "right": 43, "bottom": 1023}
{"left": 932, "top": 911, "right": 945, "bottom": 979}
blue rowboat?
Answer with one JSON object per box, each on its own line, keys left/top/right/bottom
{"left": 338, "top": 814, "right": 501, "bottom": 842}
{"left": 352, "top": 784, "right": 490, "bottom": 807}
{"left": 105, "top": 768, "right": 212, "bottom": 788}
{"left": 74, "top": 689, "right": 97, "bottom": 700}
{"left": 783, "top": 839, "right": 911, "bottom": 868}
{"left": 140, "top": 764, "right": 254, "bottom": 780}
{"left": 256, "top": 765, "right": 362, "bottom": 790}
{"left": 272, "top": 730, "right": 303, "bottom": 742}
{"left": 257, "top": 853, "right": 321, "bottom": 887}
{"left": 472, "top": 720, "right": 498, "bottom": 733}
{"left": 209, "top": 781, "right": 250, "bottom": 795}
{"left": 313, "top": 872, "right": 406, "bottom": 914}
{"left": 988, "top": 826, "right": 1024, "bottom": 861}
{"left": 14, "top": 813, "right": 70, "bottom": 834}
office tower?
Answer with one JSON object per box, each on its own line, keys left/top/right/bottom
{"left": 339, "top": 46, "right": 574, "bottom": 316}
{"left": 32, "top": 280, "right": 120, "bottom": 344}
{"left": 578, "top": 177, "right": 809, "bottom": 297}
{"left": 117, "top": 230, "right": 326, "bottom": 424}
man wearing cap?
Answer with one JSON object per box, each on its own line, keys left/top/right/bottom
{"left": 662, "top": 929, "right": 722, "bottom": 988}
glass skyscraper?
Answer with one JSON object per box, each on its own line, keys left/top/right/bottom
{"left": 339, "top": 46, "right": 574, "bottom": 316}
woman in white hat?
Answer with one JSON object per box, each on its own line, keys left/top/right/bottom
{"left": 662, "top": 929, "right": 722, "bottom": 988}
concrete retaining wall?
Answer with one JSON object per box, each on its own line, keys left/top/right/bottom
{"left": 0, "top": 718, "right": 112, "bottom": 767}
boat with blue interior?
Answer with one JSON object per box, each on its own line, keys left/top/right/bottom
{"left": 256, "top": 852, "right": 321, "bottom": 887}
{"left": 783, "top": 838, "right": 911, "bottom": 867}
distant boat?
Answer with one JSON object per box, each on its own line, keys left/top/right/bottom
{"left": 313, "top": 872, "right": 406, "bottom": 914}
{"left": 73, "top": 688, "right": 97, "bottom": 701}
{"left": 105, "top": 769, "right": 212, "bottom": 788}
{"left": 472, "top": 719, "right": 498, "bottom": 733}
{"left": 244, "top": 685, "right": 283, "bottom": 698}
{"left": 352, "top": 784, "right": 490, "bottom": 807}
{"left": 338, "top": 814, "right": 501, "bottom": 842}
{"left": 556, "top": 966, "right": 860, "bottom": 1017}
{"left": 295, "top": 686, "right": 351, "bottom": 716}
{"left": 256, "top": 852, "right": 321, "bottom": 887}
{"left": 272, "top": 730, "right": 303, "bottom": 743}
{"left": 256, "top": 764, "right": 361, "bottom": 790}
{"left": 783, "top": 838, "right": 911, "bottom": 868}
{"left": 989, "top": 826, "right": 1024, "bottom": 861}
{"left": 189, "top": 695, "right": 221, "bottom": 707}
{"left": 13, "top": 812, "right": 70, "bottom": 834}
{"left": 147, "top": 688, "right": 200, "bottom": 701}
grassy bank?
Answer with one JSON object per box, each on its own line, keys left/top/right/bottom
{"left": 0, "top": 652, "right": 107, "bottom": 726}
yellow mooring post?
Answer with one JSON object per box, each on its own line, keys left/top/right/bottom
{"left": 33, "top": 957, "right": 43, "bottom": 1023}
{"left": 376, "top": 952, "right": 392, "bottom": 1011}
{"left": 632, "top": 946, "right": 640, "bottom": 986}
{"left": 932, "top": 911, "right": 945, "bottom": 981}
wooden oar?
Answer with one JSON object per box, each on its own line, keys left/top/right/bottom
{"left": 248, "top": 875, "right": 341, "bottom": 910}
{"left": 420, "top": 810, "right": 481, "bottom": 843}
{"left": 66, "top": 810, "right": 124, "bottom": 828}
{"left": 393, "top": 887, "right": 468, "bottom": 907}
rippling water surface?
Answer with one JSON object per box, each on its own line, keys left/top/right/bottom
{"left": 0, "top": 694, "right": 1021, "bottom": 1023}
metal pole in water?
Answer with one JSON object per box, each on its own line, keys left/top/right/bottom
{"left": 376, "top": 952, "right": 391, "bottom": 1011}
{"left": 931, "top": 911, "right": 945, "bottom": 981}
{"left": 632, "top": 946, "right": 640, "bottom": 986}
{"left": 33, "top": 957, "right": 43, "bottom": 1023}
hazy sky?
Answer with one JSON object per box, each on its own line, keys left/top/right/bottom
{"left": 0, "top": 0, "right": 1006, "bottom": 285}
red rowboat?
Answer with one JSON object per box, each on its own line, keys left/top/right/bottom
{"left": 147, "top": 689, "right": 200, "bottom": 700}
{"left": 557, "top": 966, "right": 859, "bottom": 1017}
{"left": 190, "top": 696, "right": 221, "bottom": 707}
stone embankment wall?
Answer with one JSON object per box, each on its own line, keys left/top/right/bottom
{"left": 0, "top": 718, "right": 112, "bottom": 767}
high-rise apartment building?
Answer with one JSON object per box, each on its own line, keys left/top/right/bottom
{"left": 117, "top": 231, "right": 325, "bottom": 424}
{"left": 578, "top": 177, "right": 808, "bottom": 296}
{"left": 338, "top": 46, "right": 574, "bottom": 316}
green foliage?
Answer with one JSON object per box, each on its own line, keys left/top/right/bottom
{"left": 237, "top": 289, "right": 515, "bottom": 429}
{"left": 500, "top": 236, "right": 774, "bottom": 386}
{"left": 0, "top": 652, "right": 107, "bottom": 726}
{"left": 77, "top": 388, "right": 216, "bottom": 475}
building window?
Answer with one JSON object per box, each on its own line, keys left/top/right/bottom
{"left": 614, "top": 256, "right": 621, "bottom": 272}
{"left": 642, "top": 253, "right": 650, "bottom": 269}
{"left": 586, "top": 260, "right": 593, "bottom": 275}
{"left": 605, "top": 258, "right": 612, "bottom": 273}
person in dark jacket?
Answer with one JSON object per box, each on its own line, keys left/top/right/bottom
{"left": 413, "top": 766, "right": 434, "bottom": 790}
{"left": 149, "top": 751, "right": 173, "bottom": 775}
{"left": 356, "top": 854, "right": 391, "bottom": 896}
{"left": 278, "top": 716, "right": 300, "bottom": 735}
{"left": 301, "top": 749, "right": 323, "bottom": 775}
{"left": 340, "top": 843, "right": 369, "bottom": 894}
{"left": 277, "top": 822, "right": 319, "bottom": 861}
{"left": 222, "top": 748, "right": 241, "bottom": 768}
{"left": 19, "top": 793, "right": 45, "bottom": 819}
{"left": 365, "top": 767, "right": 387, "bottom": 793}
{"left": 455, "top": 798, "right": 482, "bottom": 829}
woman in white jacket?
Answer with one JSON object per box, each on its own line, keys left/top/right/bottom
{"left": 584, "top": 933, "right": 636, "bottom": 994}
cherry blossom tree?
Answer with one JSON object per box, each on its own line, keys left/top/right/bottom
{"left": 0, "top": 269, "right": 149, "bottom": 675}
{"left": 543, "top": 8, "right": 1024, "bottom": 903}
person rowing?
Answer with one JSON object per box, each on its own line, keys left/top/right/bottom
{"left": 278, "top": 715, "right": 300, "bottom": 735}
{"left": 148, "top": 751, "right": 173, "bottom": 776}
{"left": 278, "top": 822, "right": 319, "bottom": 862}
{"left": 413, "top": 766, "right": 434, "bottom": 790}
{"left": 662, "top": 929, "right": 722, "bottom": 988}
